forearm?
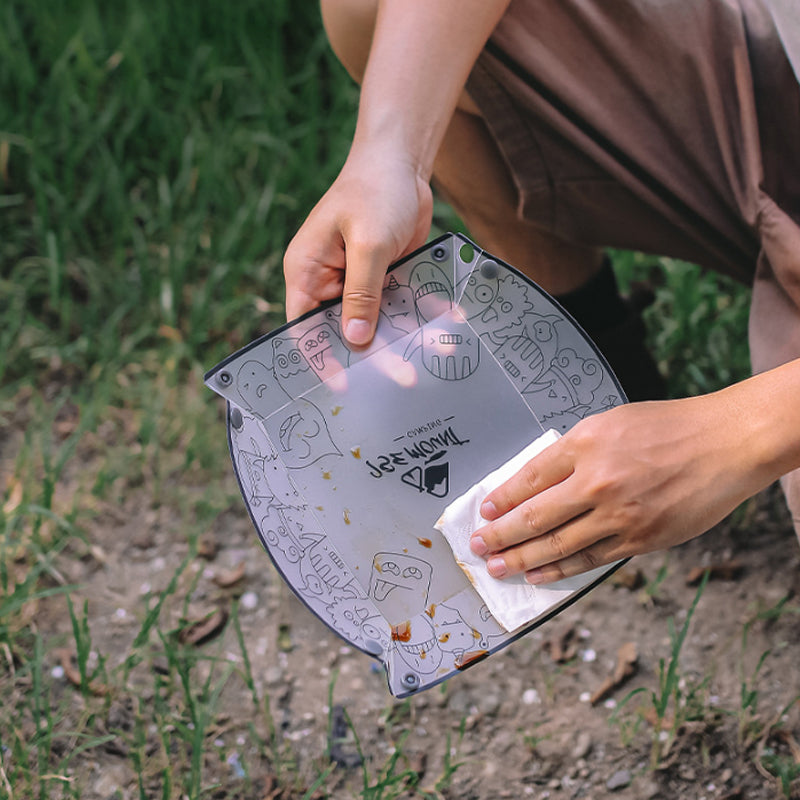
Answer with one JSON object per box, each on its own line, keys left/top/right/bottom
{"left": 353, "top": 0, "right": 511, "bottom": 180}
{"left": 723, "top": 358, "right": 800, "bottom": 488}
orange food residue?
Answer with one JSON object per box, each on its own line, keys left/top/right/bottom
{"left": 391, "top": 621, "right": 411, "bottom": 642}
{"left": 417, "top": 537, "right": 432, "bottom": 548}
{"left": 455, "top": 650, "right": 489, "bottom": 670}
{"left": 350, "top": 447, "right": 361, "bottom": 459}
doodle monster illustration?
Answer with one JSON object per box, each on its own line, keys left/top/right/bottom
{"left": 237, "top": 450, "right": 277, "bottom": 508}
{"left": 262, "top": 397, "right": 341, "bottom": 469}
{"left": 298, "top": 320, "right": 351, "bottom": 382}
{"left": 434, "top": 601, "right": 505, "bottom": 658}
{"left": 325, "top": 597, "right": 390, "bottom": 653}
{"left": 251, "top": 337, "right": 342, "bottom": 469}
{"left": 270, "top": 336, "right": 320, "bottom": 399}
{"left": 369, "top": 552, "right": 433, "bottom": 617}
{"left": 391, "top": 613, "right": 443, "bottom": 675}
{"left": 298, "top": 533, "right": 358, "bottom": 599}
{"left": 409, "top": 261, "right": 454, "bottom": 324}
{"left": 492, "top": 312, "right": 563, "bottom": 394}
{"left": 381, "top": 274, "right": 416, "bottom": 334}
{"left": 259, "top": 505, "right": 306, "bottom": 564}
{"left": 524, "top": 347, "right": 604, "bottom": 413}
{"left": 458, "top": 268, "right": 498, "bottom": 316}
{"left": 236, "top": 359, "right": 288, "bottom": 419}
{"left": 466, "top": 272, "right": 534, "bottom": 346}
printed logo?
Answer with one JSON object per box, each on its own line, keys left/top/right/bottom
{"left": 363, "top": 417, "right": 468, "bottom": 498}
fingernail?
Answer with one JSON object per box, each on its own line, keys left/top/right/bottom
{"left": 525, "top": 569, "right": 545, "bottom": 585}
{"left": 480, "top": 500, "right": 497, "bottom": 520}
{"left": 487, "top": 556, "right": 507, "bottom": 578}
{"left": 470, "top": 535, "right": 487, "bottom": 557}
{"left": 344, "top": 318, "right": 371, "bottom": 346}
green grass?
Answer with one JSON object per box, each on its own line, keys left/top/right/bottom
{"left": 0, "top": 0, "right": 770, "bottom": 797}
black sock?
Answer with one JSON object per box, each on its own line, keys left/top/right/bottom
{"left": 554, "top": 257, "right": 628, "bottom": 336}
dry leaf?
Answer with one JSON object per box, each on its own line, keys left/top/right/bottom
{"left": 178, "top": 608, "right": 228, "bottom": 646}
{"left": 197, "top": 534, "right": 218, "bottom": 560}
{"left": 544, "top": 624, "right": 577, "bottom": 663}
{"left": 157, "top": 324, "right": 183, "bottom": 342}
{"left": 611, "top": 567, "right": 646, "bottom": 591}
{"left": 212, "top": 562, "right": 246, "bottom": 588}
{"left": 686, "top": 560, "right": 744, "bottom": 586}
{"left": 590, "top": 641, "right": 638, "bottom": 706}
{"left": 2, "top": 479, "right": 23, "bottom": 515}
{"left": 58, "top": 649, "right": 110, "bottom": 696}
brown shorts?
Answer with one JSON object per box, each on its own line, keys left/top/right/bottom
{"left": 467, "top": 0, "right": 800, "bottom": 531}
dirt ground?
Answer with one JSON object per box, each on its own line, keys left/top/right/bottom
{"left": 8, "top": 391, "right": 800, "bottom": 800}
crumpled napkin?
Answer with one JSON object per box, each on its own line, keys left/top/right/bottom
{"left": 434, "top": 429, "right": 612, "bottom": 632}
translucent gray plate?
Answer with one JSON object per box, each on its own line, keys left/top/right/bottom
{"left": 205, "top": 233, "right": 626, "bottom": 697}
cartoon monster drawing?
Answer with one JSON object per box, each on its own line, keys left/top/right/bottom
{"left": 237, "top": 450, "right": 275, "bottom": 508}
{"left": 271, "top": 336, "right": 320, "bottom": 399}
{"left": 470, "top": 273, "right": 534, "bottom": 344}
{"left": 524, "top": 347, "right": 604, "bottom": 413}
{"left": 493, "top": 334, "right": 549, "bottom": 394}
{"left": 381, "top": 274, "right": 417, "bottom": 334}
{"left": 259, "top": 505, "right": 305, "bottom": 564}
{"left": 326, "top": 597, "right": 389, "bottom": 652}
{"left": 409, "top": 261, "right": 454, "bottom": 324}
{"left": 402, "top": 313, "right": 481, "bottom": 380}
{"left": 369, "top": 552, "right": 432, "bottom": 616}
{"left": 264, "top": 398, "right": 341, "bottom": 469}
{"left": 298, "top": 533, "right": 357, "bottom": 598}
{"left": 298, "top": 321, "right": 351, "bottom": 382}
{"left": 236, "top": 359, "right": 287, "bottom": 418}
{"left": 392, "top": 613, "right": 443, "bottom": 675}
{"left": 539, "top": 407, "right": 590, "bottom": 436}
{"left": 435, "top": 601, "right": 505, "bottom": 655}
{"left": 457, "top": 269, "right": 499, "bottom": 321}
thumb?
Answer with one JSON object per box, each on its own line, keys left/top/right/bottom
{"left": 340, "top": 239, "right": 391, "bottom": 347}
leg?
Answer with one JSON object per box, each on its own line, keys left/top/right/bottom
{"left": 320, "top": 0, "right": 603, "bottom": 296}
{"left": 320, "top": 0, "right": 664, "bottom": 400}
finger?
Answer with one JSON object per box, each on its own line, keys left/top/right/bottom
{"left": 524, "top": 537, "right": 627, "bottom": 585}
{"left": 472, "top": 478, "right": 590, "bottom": 562}
{"left": 479, "top": 439, "right": 574, "bottom": 521}
{"left": 283, "top": 227, "right": 346, "bottom": 321}
{"left": 340, "top": 236, "right": 392, "bottom": 347}
{"left": 483, "top": 508, "right": 609, "bottom": 578}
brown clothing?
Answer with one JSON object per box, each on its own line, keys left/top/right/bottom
{"left": 467, "top": 0, "right": 800, "bottom": 530}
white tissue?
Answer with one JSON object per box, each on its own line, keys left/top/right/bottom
{"left": 434, "top": 429, "right": 612, "bottom": 632}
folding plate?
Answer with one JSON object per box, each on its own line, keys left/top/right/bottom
{"left": 205, "top": 233, "right": 627, "bottom": 697}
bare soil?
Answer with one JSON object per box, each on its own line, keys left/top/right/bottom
{"left": 7, "top": 390, "right": 800, "bottom": 800}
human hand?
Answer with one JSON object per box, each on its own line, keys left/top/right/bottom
{"left": 470, "top": 394, "right": 771, "bottom": 584}
{"left": 283, "top": 145, "right": 433, "bottom": 347}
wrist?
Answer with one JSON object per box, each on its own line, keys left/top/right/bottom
{"left": 716, "top": 360, "right": 800, "bottom": 488}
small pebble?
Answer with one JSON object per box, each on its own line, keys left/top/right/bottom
{"left": 581, "top": 648, "right": 597, "bottom": 662}
{"left": 522, "top": 688, "right": 541, "bottom": 705}
{"left": 51, "top": 665, "right": 65, "bottom": 679}
{"left": 606, "top": 769, "right": 632, "bottom": 791}
{"left": 240, "top": 591, "right": 258, "bottom": 610}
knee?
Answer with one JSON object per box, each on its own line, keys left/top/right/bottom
{"left": 320, "top": 0, "right": 377, "bottom": 84}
